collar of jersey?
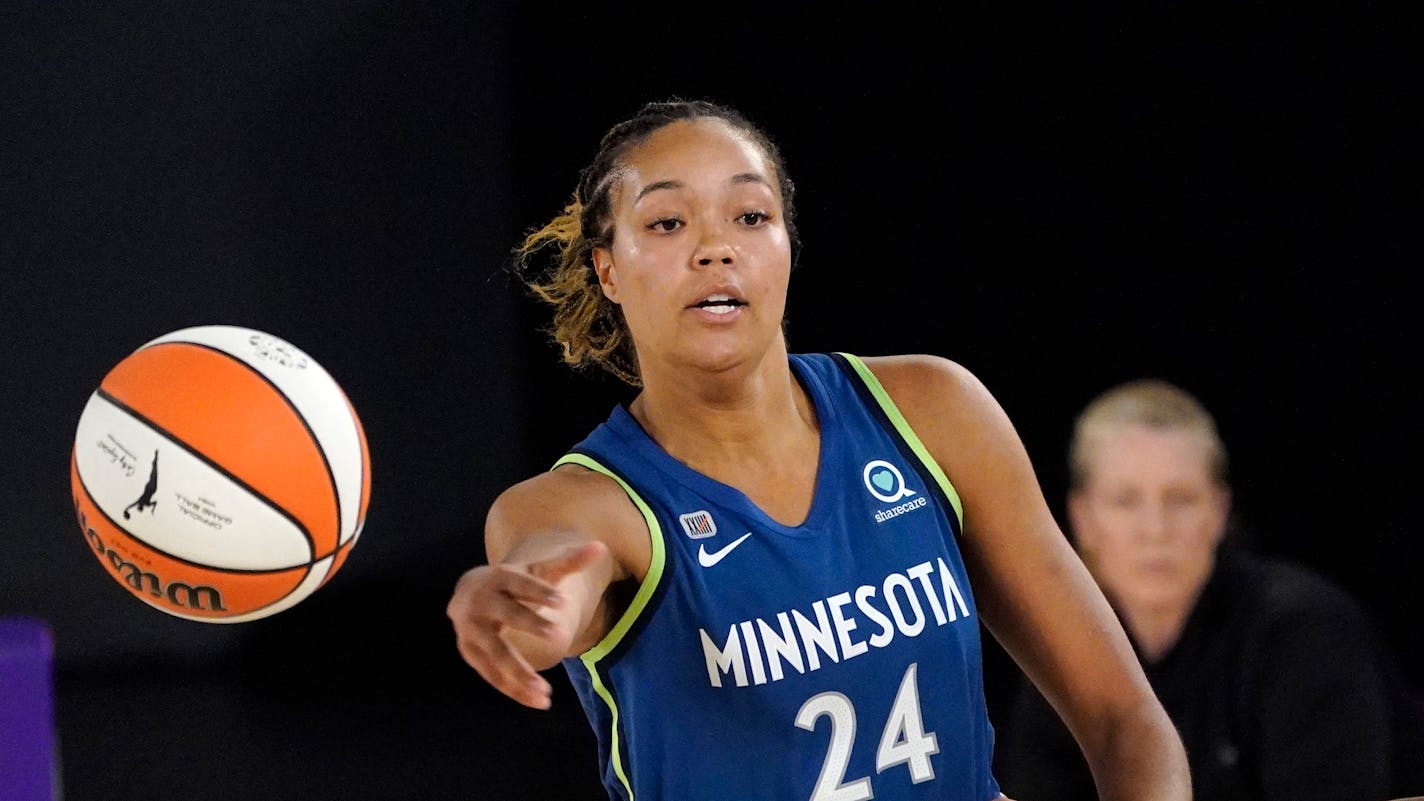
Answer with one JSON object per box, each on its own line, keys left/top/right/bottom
{"left": 603, "top": 354, "right": 839, "bottom": 539}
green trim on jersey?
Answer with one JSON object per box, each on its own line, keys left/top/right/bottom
{"left": 551, "top": 451, "right": 668, "bottom": 801}
{"left": 838, "top": 352, "right": 966, "bottom": 527}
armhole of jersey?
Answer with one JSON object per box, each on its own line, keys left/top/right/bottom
{"left": 835, "top": 352, "right": 966, "bottom": 528}
{"left": 551, "top": 451, "right": 665, "bottom": 801}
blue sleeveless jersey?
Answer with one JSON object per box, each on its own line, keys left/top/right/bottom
{"left": 558, "top": 353, "right": 1002, "bottom": 801}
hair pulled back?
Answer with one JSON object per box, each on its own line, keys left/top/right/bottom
{"left": 514, "top": 98, "right": 799, "bottom": 386}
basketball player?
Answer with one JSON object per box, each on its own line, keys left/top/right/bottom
{"left": 446, "top": 99, "right": 1191, "bottom": 800}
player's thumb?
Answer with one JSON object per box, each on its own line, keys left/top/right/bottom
{"left": 528, "top": 540, "right": 608, "bottom": 585}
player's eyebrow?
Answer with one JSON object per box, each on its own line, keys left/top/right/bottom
{"left": 634, "top": 180, "right": 682, "bottom": 203}
{"left": 633, "top": 173, "right": 770, "bottom": 204}
{"left": 729, "top": 172, "right": 771, "bottom": 190}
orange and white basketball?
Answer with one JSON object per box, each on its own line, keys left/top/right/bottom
{"left": 69, "top": 325, "right": 371, "bottom": 623}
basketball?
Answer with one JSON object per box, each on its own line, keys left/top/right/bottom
{"left": 69, "top": 325, "right": 371, "bottom": 623}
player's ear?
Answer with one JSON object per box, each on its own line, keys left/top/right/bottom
{"left": 592, "top": 247, "right": 620, "bottom": 304}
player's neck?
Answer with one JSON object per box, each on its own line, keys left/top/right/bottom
{"left": 632, "top": 350, "right": 820, "bottom": 527}
{"left": 630, "top": 346, "right": 814, "bottom": 467}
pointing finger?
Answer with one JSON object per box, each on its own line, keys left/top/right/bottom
{"left": 527, "top": 540, "right": 608, "bottom": 585}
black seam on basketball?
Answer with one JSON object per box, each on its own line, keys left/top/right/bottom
{"left": 74, "top": 460, "right": 320, "bottom": 586}
{"left": 92, "top": 388, "right": 322, "bottom": 565}
{"left": 80, "top": 471, "right": 317, "bottom": 624}
{"left": 148, "top": 339, "right": 346, "bottom": 549}
{"left": 74, "top": 449, "right": 323, "bottom": 623}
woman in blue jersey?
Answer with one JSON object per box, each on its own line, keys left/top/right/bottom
{"left": 446, "top": 98, "right": 1191, "bottom": 801}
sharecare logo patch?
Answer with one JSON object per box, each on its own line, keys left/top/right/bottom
{"left": 863, "top": 459, "right": 928, "bottom": 524}
{"left": 863, "top": 460, "right": 915, "bottom": 502}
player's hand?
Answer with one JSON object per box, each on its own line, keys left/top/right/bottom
{"left": 446, "top": 541, "right": 607, "bottom": 709}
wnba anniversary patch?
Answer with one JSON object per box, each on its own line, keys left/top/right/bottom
{"left": 679, "top": 510, "right": 717, "bottom": 539}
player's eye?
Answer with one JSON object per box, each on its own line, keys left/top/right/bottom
{"left": 648, "top": 217, "right": 683, "bottom": 233}
{"left": 737, "top": 210, "right": 771, "bottom": 226}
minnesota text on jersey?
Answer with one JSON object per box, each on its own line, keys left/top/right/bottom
{"left": 699, "top": 557, "right": 971, "bottom": 688}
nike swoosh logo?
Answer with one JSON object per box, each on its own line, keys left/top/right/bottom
{"left": 697, "top": 532, "right": 753, "bottom": 568}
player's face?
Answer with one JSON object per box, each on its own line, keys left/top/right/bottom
{"left": 591, "top": 118, "right": 792, "bottom": 379}
{"left": 1068, "top": 424, "right": 1230, "bottom": 622}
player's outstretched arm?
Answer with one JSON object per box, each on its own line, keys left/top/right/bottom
{"left": 866, "top": 355, "right": 1192, "bottom": 801}
{"left": 446, "top": 467, "right": 647, "bottom": 709}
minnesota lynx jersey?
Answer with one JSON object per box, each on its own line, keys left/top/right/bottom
{"left": 559, "top": 352, "right": 1002, "bottom": 801}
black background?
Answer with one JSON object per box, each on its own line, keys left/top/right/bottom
{"left": 3, "top": 3, "right": 1418, "bottom": 799}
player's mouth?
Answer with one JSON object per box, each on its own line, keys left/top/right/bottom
{"left": 689, "top": 294, "right": 746, "bottom": 316}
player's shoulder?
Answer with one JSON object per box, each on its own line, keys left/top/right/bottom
{"left": 485, "top": 463, "right": 646, "bottom": 556}
{"left": 491, "top": 462, "right": 634, "bottom": 521}
{"left": 853, "top": 353, "right": 995, "bottom": 422}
